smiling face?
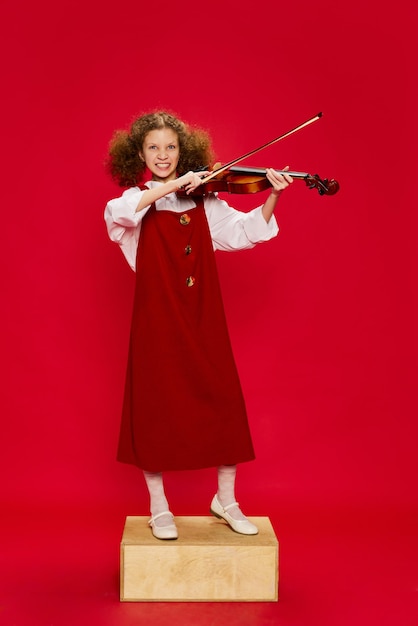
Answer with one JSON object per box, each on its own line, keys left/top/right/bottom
{"left": 139, "top": 128, "right": 180, "bottom": 182}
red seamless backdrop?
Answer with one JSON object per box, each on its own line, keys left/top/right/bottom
{"left": 1, "top": 1, "right": 417, "bottom": 624}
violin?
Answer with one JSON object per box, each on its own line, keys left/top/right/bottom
{"left": 194, "top": 164, "right": 339, "bottom": 196}
{"left": 179, "top": 112, "right": 340, "bottom": 198}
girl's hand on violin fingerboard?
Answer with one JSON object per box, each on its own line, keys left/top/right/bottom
{"left": 266, "top": 166, "right": 293, "bottom": 195}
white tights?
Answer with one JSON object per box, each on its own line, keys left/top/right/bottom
{"left": 216, "top": 465, "right": 247, "bottom": 521}
{"left": 143, "top": 464, "right": 247, "bottom": 525}
{"left": 143, "top": 471, "right": 171, "bottom": 527}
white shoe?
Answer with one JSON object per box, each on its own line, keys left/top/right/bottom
{"left": 148, "top": 511, "right": 178, "bottom": 540}
{"left": 210, "top": 495, "right": 258, "bottom": 535}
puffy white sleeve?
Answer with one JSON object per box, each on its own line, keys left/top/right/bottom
{"left": 104, "top": 187, "right": 151, "bottom": 271}
{"left": 204, "top": 193, "right": 279, "bottom": 251}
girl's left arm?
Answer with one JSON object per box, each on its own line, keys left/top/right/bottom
{"left": 261, "top": 167, "right": 293, "bottom": 223}
{"left": 206, "top": 167, "right": 293, "bottom": 252}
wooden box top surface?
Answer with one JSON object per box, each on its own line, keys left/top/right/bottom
{"left": 121, "top": 516, "right": 278, "bottom": 547}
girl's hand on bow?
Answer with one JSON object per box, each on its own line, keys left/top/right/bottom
{"left": 177, "top": 170, "right": 209, "bottom": 194}
{"left": 266, "top": 166, "right": 293, "bottom": 195}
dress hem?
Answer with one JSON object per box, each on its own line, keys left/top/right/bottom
{"left": 116, "top": 455, "right": 256, "bottom": 473}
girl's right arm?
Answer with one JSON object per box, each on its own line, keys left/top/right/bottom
{"left": 135, "top": 171, "right": 207, "bottom": 212}
{"left": 105, "top": 171, "right": 207, "bottom": 270}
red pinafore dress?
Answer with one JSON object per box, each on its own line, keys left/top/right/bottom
{"left": 117, "top": 195, "right": 255, "bottom": 472}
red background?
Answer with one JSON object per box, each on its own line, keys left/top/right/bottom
{"left": 1, "top": 0, "right": 417, "bottom": 624}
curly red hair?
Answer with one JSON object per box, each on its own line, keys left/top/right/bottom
{"left": 106, "top": 111, "right": 215, "bottom": 188}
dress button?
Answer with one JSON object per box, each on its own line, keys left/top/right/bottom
{"left": 186, "top": 276, "right": 196, "bottom": 287}
{"left": 180, "top": 213, "right": 191, "bottom": 225}
{"left": 185, "top": 245, "right": 192, "bottom": 255}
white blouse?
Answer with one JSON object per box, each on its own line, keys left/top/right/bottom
{"left": 104, "top": 181, "right": 279, "bottom": 271}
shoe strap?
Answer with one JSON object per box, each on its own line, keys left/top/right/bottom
{"left": 149, "top": 511, "right": 174, "bottom": 525}
{"left": 223, "top": 501, "right": 239, "bottom": 512}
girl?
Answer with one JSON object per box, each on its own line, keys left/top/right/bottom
{"left": 104, "top": 111, "right": 292, "bottom": 540}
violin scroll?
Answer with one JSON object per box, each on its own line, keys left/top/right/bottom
{"left": 305, "top": 174, "right": 340, "bottom": 196}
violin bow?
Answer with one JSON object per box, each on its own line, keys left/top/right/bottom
{"left": 201, "top": 112, "right": 323, "bottom": 184}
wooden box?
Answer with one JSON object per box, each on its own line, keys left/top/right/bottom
{"left": 120, "top": 515, "right": 278, "bottom": 602}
